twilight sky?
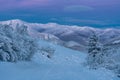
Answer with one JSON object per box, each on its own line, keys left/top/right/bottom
{"left": 0, "top": 0, "right": 120, "bottom": 28}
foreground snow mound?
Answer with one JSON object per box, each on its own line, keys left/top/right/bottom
{"left": 33, "top": 40, "right": 86, "bottom": 65}
{"left": 0, "top": 40, "right": 118, "bottom": 80}
{"left": 0, "top": 62, "right": 118, "bottom": 80}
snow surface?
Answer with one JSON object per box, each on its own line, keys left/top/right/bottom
{"left": 0, "top": 40, "right": 119, "bottom": 80}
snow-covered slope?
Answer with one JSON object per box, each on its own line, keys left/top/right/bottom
{"left": 1, "top": 19, "right": 120, "bottom": 51}
{"left": 0, "top": 39, "right": 118, "bottom": 80}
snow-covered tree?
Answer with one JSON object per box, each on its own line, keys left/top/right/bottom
{"left": 102, "top": 44, "right": 120, "bottom": 77}
{"left": 87, "top": 32, "right": 102, "bottom": 69}
{"left": 0, "top": 24, "right": 38, "bottom": 62}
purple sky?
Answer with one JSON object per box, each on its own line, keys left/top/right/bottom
{"left": 0, "top": 0, "right": 120, "bottom": 28}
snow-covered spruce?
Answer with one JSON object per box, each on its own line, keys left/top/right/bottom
{"left": 0, "top": 24, "right": 37, "bottom": 62}
{"left": 86, "top": 32, "right": 120, "bottom": 77}
{"left": 87, "top": 32, "right": 103, "bottom": 69}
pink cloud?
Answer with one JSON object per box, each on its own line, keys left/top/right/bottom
{"left": 0, "top": 0, "right": 52, "bottom": 11}
{"left": 19, "top": 0, "right": 51, "bottom": 7}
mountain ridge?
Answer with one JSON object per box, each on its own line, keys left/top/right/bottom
{"left": 0, "top": 19, "right": 120, "bottom": 52}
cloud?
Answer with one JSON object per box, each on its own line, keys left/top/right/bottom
{"left": 66, "top": 18, "right": 106, "bottom": 25}
{"left": 0, "top": 0, "right": 51, "bottom": 11}
{"left": 64, "top": 5, "right": 94, "bottom": 12}
{"left": 50, "top": 17, "right": 108, "bottom": 26}
{"left": 19, "top": 0, "right": 51, "bottom": 7}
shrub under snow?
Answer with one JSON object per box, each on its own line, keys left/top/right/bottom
{"left": 0, "top": 24, "right": 37, "bottom": 62}
{"left": 40, "top": 46, "right": 55, "bottom": 58}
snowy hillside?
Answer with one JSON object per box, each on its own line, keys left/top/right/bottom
{"left": 0, "top": 20, "right": 119, "bottom": 80}
{"left": 1, "top": 19, "right": 120, "bottom": 52}
{"left": 0, "top": 39, "right": 119, "bottom": 80}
